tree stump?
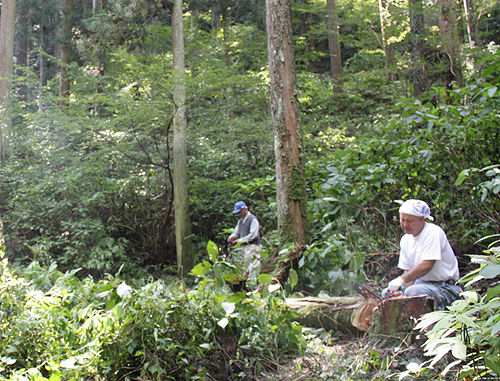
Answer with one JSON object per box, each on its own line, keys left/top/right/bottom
{"left": 370, "top": 296, "right": 433, "bottom": 336}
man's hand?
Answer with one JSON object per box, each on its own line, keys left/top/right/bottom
{"left": 228, "top": 236, "right": 234, "bottom": 244}
{"left": 388, "top": 276, "right": 406, "bottom": 292}
{"left": 231, "top": 239, "right": 238, "bottom": 246}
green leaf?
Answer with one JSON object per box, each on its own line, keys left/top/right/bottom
{"left": 289, "top": 268, "right": 298, "bottom": 289}
{"left": 189, "top": 262, "right": 212, "bottom": 277}
{"left": 258, "top": 273, "right": 273, "bottom": 285}
{"left": 456, "top": 314, "right": 477, "bottom": 328}
{"left": 207, "top": 240, "right": 219, "bottom": 262}
{"left": 480, "top": 263, "right": 500, "bottom": 279}
{"left": 486, "top": 285, "right": 500, "bottom": 301}
{"left": 490, "top": 318, "right": 500, "bottom": 336}
{"left": 485, "top": 354, "right": 500, "bottom": 376}
{"left": 487, "top": 86, "right": 498, "bottom": 98}
{"left": 454, "top": 169, "right": 468, "bottom": 186}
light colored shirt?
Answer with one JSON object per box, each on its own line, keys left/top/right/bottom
{"left": 398, "top": 222, "right": 459, "bottom": 281}
{"left": 229, "top": 212, "right": 260, "bottom": 244}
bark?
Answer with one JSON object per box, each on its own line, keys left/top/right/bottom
{"left": 326, "top": 0, "right": 343, "bottom": 93}
{"left": 0, "top": 0, "right": 17, "bottom": 161}
{"left": 59, "top": 0, "right": 74, "bottom": 108}
{"left": 463, "top": 0, "right": 478, "bottom": 45}
{"left": 172, "top": 0, "right": 194, "bottom": 277}
{"left": 371, "top": 296, "right": 433, "bottom": 335}
{"left": 94, "top": 0, "right": 107, "bottom": 117}
{"left": 93, "top": 0, "right": 101, "bottom": 15}
{"left": 409, "top": 0, "right": 428, "bottom": 98}
{"left": 439, "top": 0, "right": 463, "bottom": 88}
{"left": 287, "top": 296, "right": 364, "bottom": 333}
{"left": 266, "top": 0, "right": 309, "bottom": 247}
{"left": 378, "top": 0, "right": 396, "bottom": 80}
{"left": 212, "top": 3, "right": 221, "bottom": 30}
{"left": 15, "top": 0, "right": 29, "bottom": 102}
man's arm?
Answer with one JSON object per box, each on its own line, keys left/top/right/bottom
{"left": 388, "top": 260, "right": 436, "bottom": 291}
{"left": 228, "top": 221, "right": 241, "bottom": 243}
{"left": 402, "top": 259, "right": 436, "bottom": 285}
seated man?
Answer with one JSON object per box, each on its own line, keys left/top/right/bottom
{"left": 385, "top": 199, "right": 462, "bottom": 310}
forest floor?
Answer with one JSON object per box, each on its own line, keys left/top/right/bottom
{"left": 257, "top": 330, "right": 429, "bottom": 381}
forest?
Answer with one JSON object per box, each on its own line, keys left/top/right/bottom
{"left": 0, "top": 0, "right": 500, "bottom": 380}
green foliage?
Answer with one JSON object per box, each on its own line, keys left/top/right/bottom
{"left": 308, "top": 62, "right": 500, "bottom": 259}
{"left": 0, "top": 241, "right": 304, "bottom": 380}
{"left": 401, "top": 244, "right": 500, "bottom": 380}
{"left": 297, "top": 235, "right": 364, "bottom": 295}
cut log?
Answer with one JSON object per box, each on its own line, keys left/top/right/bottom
{"left": 286, "top": 295, "right": 364, "bottom": 333}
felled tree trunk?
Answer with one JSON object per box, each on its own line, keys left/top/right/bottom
{"left": 287, "top": 296, "right": 364, "bottom": 333}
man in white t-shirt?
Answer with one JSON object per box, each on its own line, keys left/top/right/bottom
{"left": 384, "top": 199, "right": 462, "bottom": 310}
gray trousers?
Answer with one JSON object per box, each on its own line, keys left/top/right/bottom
{"left": 405, "top": 279, "right": 462, "bottom": 311}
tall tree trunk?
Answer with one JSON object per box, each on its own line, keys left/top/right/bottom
{"left": 439, "top": 0, "right": 463, "bottom": 89}
{"left": 59, "top": 0, "right": 74, "bottom": 108}
{"left": 221, "top": 7, "right": 231, "bottom": 68}
{"left": 172, "top": 0, "right": 193, "bottom": 277}
{"left": 266, "top": 0, "right": 309, "bottom": 247}
{"left": 463, "top": 0, "right": 477, "bottom": 45}
{"left": 0, "top": 0, "right": 17, "bottom": 161}
{"left": 93, "top": 0, "right": 101, "bottom": 15}
{"left": 212, "top": 3, "right": 221, "bottom": 30}
{"left": 326, "top": 0, "right": 343, "bottom": 93}
{"left": 15, "top": 0, "right": 29, "bottom": 102}
{"left": 94, "top": 0, "right": 106, "bottom": 117}
{"left": 378, "top": 0, "right": 396, "bottom": 80}
{"left": 221, "top": 6, "right": 234, "bottom": 119}
{"left": 409, "top": 0, "right": 428, "bottom": 99}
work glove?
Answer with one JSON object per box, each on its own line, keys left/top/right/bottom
{"left": 228, "top": 236, "right": 234, "bottom": 243}
{"left": 231, "top": 240, "right": 238, "bottom": 246}
{"left": 388, "top": 276, "right": 406, "bottom": 292}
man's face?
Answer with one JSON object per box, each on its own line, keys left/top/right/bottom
{"left": 399, "top": 212, "right": 426, "bottom": 236}
{"left": 237, "top": 208, "right": 248, "bottom": 218}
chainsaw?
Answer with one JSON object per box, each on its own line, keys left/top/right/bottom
{"left": 353, "top": 282, "right": 403, "bottom": 301}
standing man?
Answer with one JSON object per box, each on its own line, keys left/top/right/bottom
{"left": 385, "top": 199, "right": 462, "bottom": 310}
{"left": 228, "top": 201, "right": 261, "bottom": 278}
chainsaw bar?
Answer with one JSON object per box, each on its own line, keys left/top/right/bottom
{"left": 353, "top": 282, "right": 382, "bottom": 301}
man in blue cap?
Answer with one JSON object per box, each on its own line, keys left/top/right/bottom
{"left": 228, "top": 201, "right": 261, "bottom": 278}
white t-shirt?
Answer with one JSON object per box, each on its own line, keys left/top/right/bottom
{"left": 398, "top": 222, "right": 459, "bottom": 281}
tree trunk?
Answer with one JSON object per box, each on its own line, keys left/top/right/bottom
{"left": 59, "top": 0, "right": 74, "bottom": 108}
{"left": 93, "top": 0, "right": 101, "bottom": 15}
{"left": 370, "top": 296, "right": 433, "bottom": 336}
{"left": 0, "top": 0, "right": 17, "bottom": 161}
{"left": 287, "top": 296, "right": 364, "bottom": 333}
{"left": 94, "top": 0, "right": 107, "bottom": 117}
{"left": 266, "top": 0, "right": 309, "bottom": 247}
{"left": 326, "top": 0, "right": 343, "bottom": 93}
{"left": 172, "top": 0, "right": 194, "bottom": 277}
{"left": 378, "top": 0, "right": 396, "bottom": 81}
{"left": 40, "top": 18, "right": 48, "bottom": 88}
{"left": 409, "top": 0, "right": 428, "bottom": 99}
{"left": 463, "top": 0, "right": 477, "bottom": 46}
{"left": 439, "top": 0, "right": 463, "bottom": 89}
{"left": 212, "top": 3, "right": 221, "bottom": 30}
{"left": 15, "top": 0, "right": 29, "bottom": 103}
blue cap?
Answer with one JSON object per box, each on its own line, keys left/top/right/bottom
{"left": 232, "top": 201, "right": 247, "bottom": 213}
